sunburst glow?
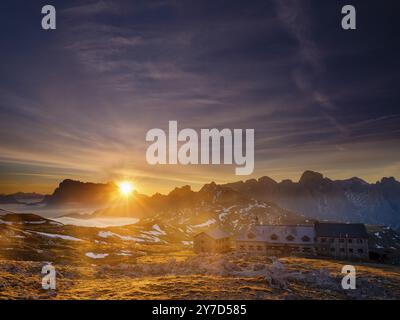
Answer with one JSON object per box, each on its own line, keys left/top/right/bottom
{"left": 118, "top": 181, "right": 134, "bottom": 197}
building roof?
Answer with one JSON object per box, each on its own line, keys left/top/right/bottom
{"left": 314, "top": 222, "right": 368, "bottom": 238}
{"left": 236, "top": 225, "right": 315, "bottom": 244}
{"left": 195, "top": 229, "right": 230, "bottom": 240}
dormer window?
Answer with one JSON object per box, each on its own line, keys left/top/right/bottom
{"left": 270, "top": 234, "right": 278, "bottom": 241}
{"left": 302, "top": 236, "right": 310, "bottom": 242}
{"left": 286, "top": 235, "right": 294, "bottom": 241}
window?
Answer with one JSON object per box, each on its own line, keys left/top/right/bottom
{"left": 329, "top": 238, "right": 335, "bottom": 243}
{"left": 330, "top": 248, "right": 335, "bottom": 252}
{"left": 349, "top": 248, "right": 354, "bottom": 253}
{"left": 340, "top": 248, "right": 345, "bottom": 252}
{"left": 321, "top": 238, "right": 327, "bottom": 243}
{"left": 239, "top": 245, "right": 245, "bottom": 250}
{"left": 286, "top": 235, "right": 295, "bottom": 241}
{"left": 249, "top": 245, "right": 254, "bottom": 251}
{"left": 302, "top": 235, "right": 310, "bottom": 242}
{"left": 348, "top": 239, "right": 353, "bottom": 244}
{"left": 339, "top": 239, "right": 345, "bottom": 243}
{"left": 357, "top": 249, "right": 364, "bottom": 254}
{"left": 356, "top": 239, "right": 363, "bottom": 244}
{"left": 270, "top": 234, "right": 278, "bottom": 241}
{"left": 257, "top": 245, "right": 262, "bottom": 251}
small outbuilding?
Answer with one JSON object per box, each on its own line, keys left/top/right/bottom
{"left": 193, "top": 229, "right": 231, "bottom": 254}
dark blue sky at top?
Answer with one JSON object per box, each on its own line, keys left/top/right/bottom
{"left": 0, "top": 0, "right": 399, "bottom": 194}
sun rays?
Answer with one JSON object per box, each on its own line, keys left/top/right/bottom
{"left": 117, "top": 181, "right": 134, "bottom": 197}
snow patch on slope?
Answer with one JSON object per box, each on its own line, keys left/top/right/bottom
{"left": 192, "top": 219, "right": 216, "bottom": 228}
{"left": 85, "top": 252, "right": 109, "bottom": 259}
{"left": 98, "top": 231, "right": 144, "bottom": 242}
{"left": 54, "top": 217, "right": 139, "bottom": 228}
{"left": 34, "top": 232, "right": 83, "bottom": 242}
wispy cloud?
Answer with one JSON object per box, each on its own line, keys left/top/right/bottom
{"left": 0, "top": 0, "right": 398, "bottom": 193}
{"left": 63, "top": 0, "right": 121, "bottom": 16}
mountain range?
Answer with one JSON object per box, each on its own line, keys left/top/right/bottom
{"left": 30, "top": 171, "right": 400, "bottom": 230}
{"left": 2, "top": 171, "right": 400, "bottom": 265}
{"left": 0, "top": 192, "right": 44, "bottom": 204}
{"left": 224, "top": 171, "right": 400, "bottom": 229}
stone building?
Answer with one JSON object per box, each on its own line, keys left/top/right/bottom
{"left": 236, "top": 225, "right": 316, "bottom": 256}
{"left": 193, "top": 229, "right": 231, "bottom": 253}
{"left": 314, "top": 222, "right": 369, "bottom": 260}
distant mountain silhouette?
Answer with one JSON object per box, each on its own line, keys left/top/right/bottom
{"left": 223, "top": 170, "right": 400, "bottom": 229}
{"left": 42, "top": 179, "right": 117, "bottom": 206}
{"left": 12, "top": 192, "right": 44, "bottom": 200}
{"left": 37, "top": 172, "right": 400, "bottom": 229}
{"left": 3, "top": 175, "right": 400, "bottom": 264}
{"left": 0, "top": 194, "right": 20, "bottom": 204}
{"left": 0, "top": 192, "right": 45, "bottom": 204}
{"left": 92, "top": 181, "right": 300, "bottom": 220}
{"left": 92, "top": 182, "right": 306, "bottom": 234}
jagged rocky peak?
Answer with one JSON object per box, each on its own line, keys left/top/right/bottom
{"left": 54, "top": 179, "right": 112, "bottom": 193}
{"left": 43, "top": 179, "right": 115, "bottom": 206}
{"left": 199, "top": 181, "right": 218, "bottom": 193}
{"left": 198, "top": 181, "right": 250, "bottom": 204}
{"left": 280, "top": 179, "right": 294, "bottom": 186}
{"left": 341, "top": 177, "right": 369, "bottom": 187}
{"left": 57, "top": 179, "right": 88, "bottom": 188}
{"left": 349, "top": 177, "right": 367, "bottom": 183}
{"left": 152, "top": 192, "right": 163, "bottom": 198}
{"left": 168, "top": 185, "right": 193, "bottom": 197}
{"left": 59, "top": 179, "right": 76, "bottom": 185}
{"left": 258, "top": 176, "right": 278, "bottom": 185}
{"left": 380, "top": 177, "right": 399, "bottom": 185}
{"left": 244, "top": 178, "right": 258, "bottom": 185}
{"left": 299, "top": 170, "right": 325, "bottom": 185}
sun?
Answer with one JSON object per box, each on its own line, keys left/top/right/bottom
{"left": 118, "top": 181, "right": 134, "bottom": 197}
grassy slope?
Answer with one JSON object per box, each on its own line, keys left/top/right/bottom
{"left": 1, "top": 253, "right": 400, "bottom": 300}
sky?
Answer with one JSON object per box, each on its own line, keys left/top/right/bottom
{"left": 0, "top": 0, "right": 400, "bottom": 195}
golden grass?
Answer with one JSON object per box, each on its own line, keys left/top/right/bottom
{"left": 1, "top": 254, "right": 400, "bottom": 300}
